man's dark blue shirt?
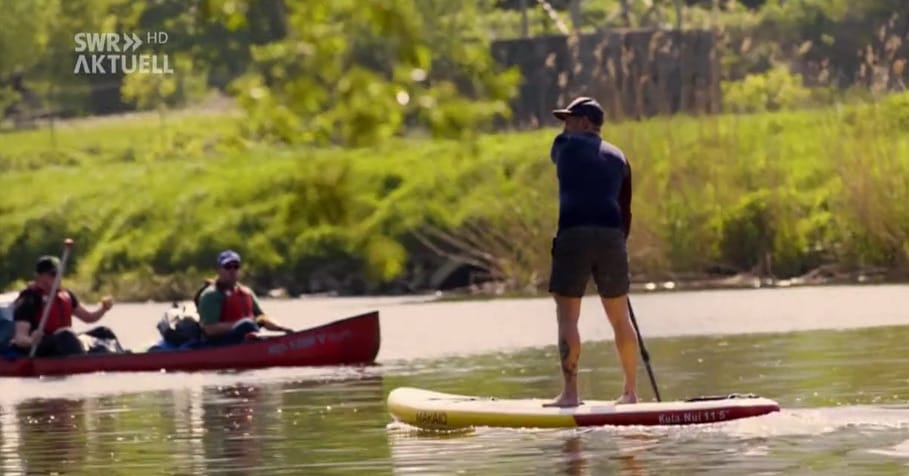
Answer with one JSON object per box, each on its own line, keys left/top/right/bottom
{"left": 550, "top": 132, "right": 632, "bottom": 237}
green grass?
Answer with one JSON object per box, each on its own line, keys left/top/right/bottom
{"left": 2, "top": 95, "right": 909, "bottom": 301}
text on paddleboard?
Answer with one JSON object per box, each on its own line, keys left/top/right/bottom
{"left": 657, "top": 409, "right": 729, "bottom": 425}
{"left": 415, "top": 411, "right": 448, "bottom": 427}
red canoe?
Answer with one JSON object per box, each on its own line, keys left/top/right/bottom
{"left": 0, "top": 310, "right": 381, "bottom": 378}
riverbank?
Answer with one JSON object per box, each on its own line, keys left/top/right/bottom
{"left": 2, "top": 94, "right": 908, "bottom": 302}
{"left": 423, "top": 265, "right": 909, "bottom": 303}
{"left": 6, "top": 266, "right": 904, "bottom": 305}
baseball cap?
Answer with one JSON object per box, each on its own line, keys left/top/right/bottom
{"left": 35, "top": 256, "right": 60, "bottom": 274}
{"left": 217, "top": 250, "right": 241, "bottom": 267}
{"left": 552, "top": 96, "right": 605, "bottom": 126}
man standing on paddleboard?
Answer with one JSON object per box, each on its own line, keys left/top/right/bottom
{"left": 544, "top": 96, "right": 639, "bottom": 407}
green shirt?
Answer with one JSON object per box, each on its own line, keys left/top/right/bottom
{"left": 197, "top": 284, "right": 264, "bottom": 325}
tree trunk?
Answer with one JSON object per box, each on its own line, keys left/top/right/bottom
{"left": 619, "top": 0, "right": 631, "bottom": 27}
{"left": 674, "top": 0, "right": 683, "bottom": 29}
{"left": 570, "top": 0, "right": 582, "bottom": 32}
{"left": 519, "top": 0, "right": 529, "bottom": 37}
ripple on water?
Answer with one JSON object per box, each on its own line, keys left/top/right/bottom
{"left": 1, "top": 288, "right": 908, "bottom": 475}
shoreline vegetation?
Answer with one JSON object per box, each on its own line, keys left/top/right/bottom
{"left": 2, "top": 92, "right": 909, "bottom": 303}
{"left": 2, "top": 2, "right": 909, "bottom": 302}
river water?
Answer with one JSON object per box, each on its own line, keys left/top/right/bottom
{"left": 1, "top": 285, "right": 908, "bottom": 475}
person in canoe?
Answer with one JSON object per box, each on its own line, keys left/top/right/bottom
{"left": 544, "top": 96, "right": 639, "bottom": 407}
{"left": 10, "top": 255, "right": 114, "bottom": 357}
{"left": 194, "top": 250, "right": 293, "bottom": 346}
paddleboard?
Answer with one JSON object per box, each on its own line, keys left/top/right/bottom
{"left": 387, "top": 387, "right": 780, "bottom": 430}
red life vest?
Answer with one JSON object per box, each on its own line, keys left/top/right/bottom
{"left": 28, "top": 283, "right": 73, "bottom": 334}
{"left": 218, "top": 285, "right": 255, "bottom": 323}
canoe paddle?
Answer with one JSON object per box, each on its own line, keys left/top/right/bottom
{"left": 627, "top": 298, "right": 661, "bottom": 402}
{"left": 29, "top": 238, "right": 75, "bottom": 358}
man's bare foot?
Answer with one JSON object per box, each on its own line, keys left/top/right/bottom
{"left": 615, "top": 393, "right": 638, "bottom": 404}
{"left": 543, "top": 394, "right": 582, "bottom": 407}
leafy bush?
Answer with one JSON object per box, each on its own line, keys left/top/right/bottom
{"left": 722, "top": 67, "right": 813, "bottom": 113}
{"left": 3, "top": 96, "right": 909, "bottom": 299}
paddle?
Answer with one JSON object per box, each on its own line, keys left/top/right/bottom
{"left": 627, "top": 299, "right": 662, "bottom": 402}
{"left": 29, "top": 238, "right": 75, "bottom": 358}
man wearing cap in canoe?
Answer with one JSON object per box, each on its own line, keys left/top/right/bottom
{"left": 195, "top": 250, "right": 292, "bottom": 346}
{"left": 544, "top": 96, "right": 639, "bottom": 407}
{"left": 10, "top": 255, "right": 114, "bottom": 357}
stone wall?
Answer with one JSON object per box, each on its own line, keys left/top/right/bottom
{"left": 490, "top": 29, "right": 721, "bottom": 128}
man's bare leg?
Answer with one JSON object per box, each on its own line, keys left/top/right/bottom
{"left": 544, "top": 294, "right": 583, "bottom": 407}
{"left": 601, "top": 294, "right": 639, "bottom": 404}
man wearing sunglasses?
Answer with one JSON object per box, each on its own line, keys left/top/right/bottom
{"left": 195, "top": 250, "right": 292, "bottom": 346}
{"left": 10, "top": 255, "right": 114, "bottom": 357}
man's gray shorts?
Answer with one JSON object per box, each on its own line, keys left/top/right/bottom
{"left": 547, "top": 226, "right": 630, "bottom": 298}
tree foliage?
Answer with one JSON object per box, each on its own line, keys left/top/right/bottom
{"left": 2, "top": 0, "right": 907, "bottom": 124}
{"left": 228, "top": 0, "right": 521, "bottom": 146}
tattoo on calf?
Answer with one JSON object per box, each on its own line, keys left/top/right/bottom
{"left": 558, "top": 337, "right": 577, "bottom": 378}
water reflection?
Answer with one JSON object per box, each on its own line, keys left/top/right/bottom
{"left": 562, "top": 435, "right": 586, "bottom": 475}
{"left": 202, "top": 383, "right": 272, "bottom": 475}
{"left": 198, "top": 373, "right": 388, "bottom": 474}
{"left": 0, "top": 318, "right": 907, "bottom": 475}
{"left": 0, "top": 404, "right": 20, "bottom": 475}
{"left": 385, "top": 427, "right": 656, "bottom": 476}
{"left": 16, "top": 398, "right": 88, "bottom": 474}
{"left": 274, "top": 373, "right": 390, "bottom": 471}
{"left": 0, "top": 371, "right": 387, "bottom": 475}
{"left": 604, "top": 433, "right": 655, "bottom": 476}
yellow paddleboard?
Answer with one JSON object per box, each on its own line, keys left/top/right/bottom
{"left": 387, "top": 387, "right": 780, "bottom": 430}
